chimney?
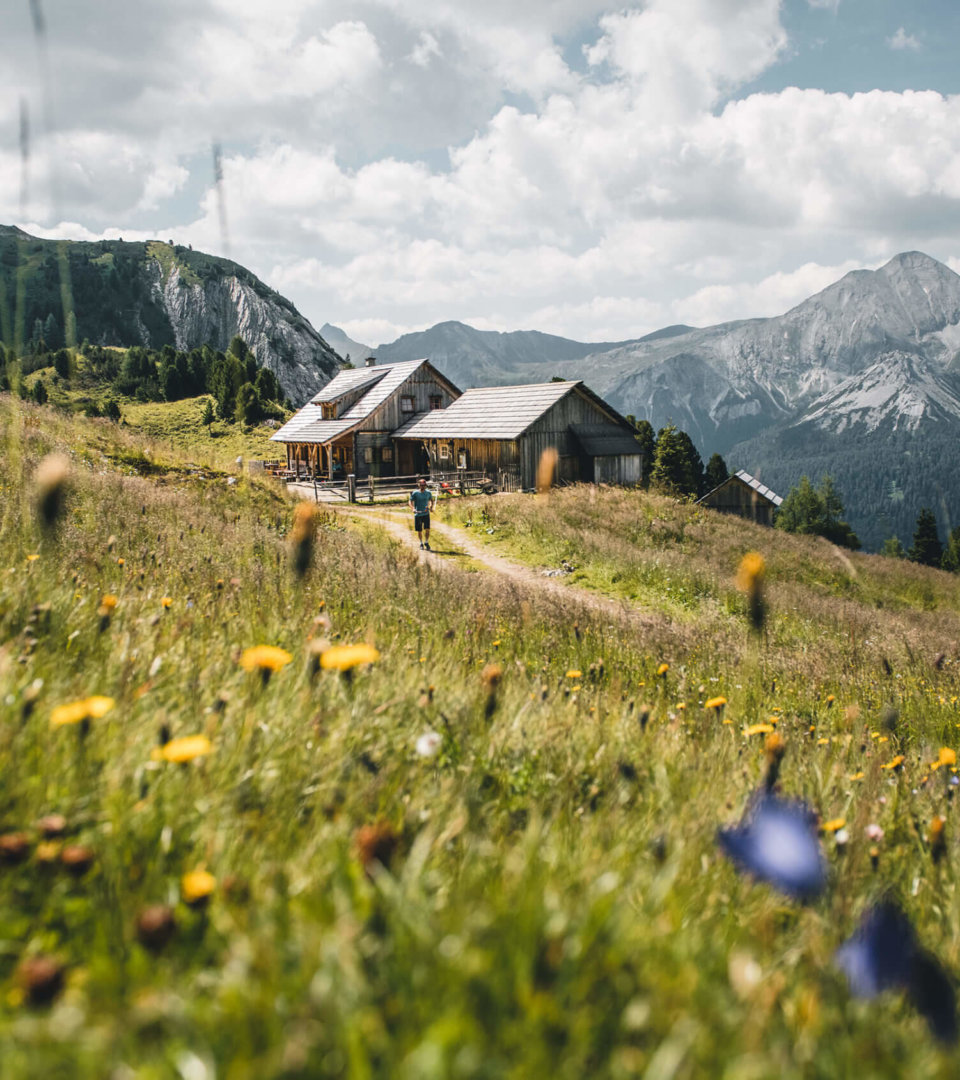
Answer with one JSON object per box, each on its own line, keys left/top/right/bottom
{"left": 365, "top": 356, "right": 376, "bottom": 367}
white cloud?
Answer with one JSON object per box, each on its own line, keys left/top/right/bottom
{"left": 6, "top": 1, "right": 960, "bottom": 347}
{"left": 807, "top": 0, "right": 840, "bottom": 12}
{"left": 887, "top": 27, "right": 921, "bottom": 52}
{"left": 409, "top": 31, "right": 441, "bottom": 67}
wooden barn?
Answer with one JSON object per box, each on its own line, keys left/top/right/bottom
{"left": 395, "top": 381, "right": 643, "bottom": 490}
{"left": 698, "top": 469, "right": 783, "bottom": 526}
{"left": 270, "top": 359, "right": 461, "bottom": 479}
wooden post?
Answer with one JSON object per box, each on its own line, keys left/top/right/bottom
{"left": 347, "top": 474, "right": 356, "bottom": 503}
{"left": 368, "top": 475, "right": 375, "bottom": 504}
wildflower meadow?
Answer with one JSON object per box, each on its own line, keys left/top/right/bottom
{"left": 2, "top": 394, "right": 960, "bottom": 1077}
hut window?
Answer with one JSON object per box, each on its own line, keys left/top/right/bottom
{"left": 381, "top": 446, "right": 393, "bottom": 462}
{"left": 364, "top": 447, "right": 374, "bottom": 463}
{"left": 429, "top": 394, "right": 442, "bottom": 410}
{"left": 400, "top": 395, "right": 415, "bottom": 413}
{"left": 321, "top": 403, "right": 336, "bottom": 419}
{"left": 439, "top": 442, "right": 451, "bottom": 461}
{"left": 458, "top": 450, "right": 468, "bottom": 470}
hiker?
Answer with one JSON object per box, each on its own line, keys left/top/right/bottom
{"left": 409, "top": 476, "right": 434, "bottom": 550}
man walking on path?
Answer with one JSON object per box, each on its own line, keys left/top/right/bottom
{"left": 409, "top": 476, "right": 435, "bottom": 550}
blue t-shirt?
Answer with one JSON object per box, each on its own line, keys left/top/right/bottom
{"left": 410, "top": 488, "right": 432, "bottom": 514}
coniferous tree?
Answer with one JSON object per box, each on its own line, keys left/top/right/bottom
{"left": 881, "top": 536, "right": 906, "bottom": 559}
{"left": 909, "top": 508, "right": 943, "bottom": 566}
{"left": 776, "top": 475, "right": 860, "bottom": 550}
{"left": 651, "top": 424, "right": 700, "bottom": 497}
{"left": 704, "top": 453, "right": 729, "bottom": 493}
{"left": 942, "top": 527, "right": 960, "bottom": 573}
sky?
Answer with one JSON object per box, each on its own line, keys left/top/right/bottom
{"left": 4, "top": 0, "right": 960, "bottom": 346}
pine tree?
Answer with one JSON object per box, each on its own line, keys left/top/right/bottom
{"left": 704, "top": 453, "right": 729, "bottom": 492}
{"left": 651, "top": 424, "right": 700, "bottom": 496}
{"left": 881, "top": 536, "right": 906, "bottom": 559}
{"left": 776, "top": 475, "right": 859, "bottom": 550}
{"left": 201, "top": 399, "right": 215, "bottom": 426}
{"left": 909, "top": 508, "right": 943, "bottom": 566}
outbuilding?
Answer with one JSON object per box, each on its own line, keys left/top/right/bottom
{"left": 698, "top": 469, "right": 783, "bottom": 526}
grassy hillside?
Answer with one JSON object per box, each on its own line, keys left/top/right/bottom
{"left": 2, "top": 394, "right": 960, "bottom": 1077}
{"left": 19, "top": 355, "right": 284, "bottom": 469}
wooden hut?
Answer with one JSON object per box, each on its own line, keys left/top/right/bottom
{"left": 270, "top": 359, "right": 461, "bottom": 479}
{"left": 395, "top": 381, "right": 642, "bottom": 490}
{"left": 698, "top": 469, "right": 783, "bottom": 526}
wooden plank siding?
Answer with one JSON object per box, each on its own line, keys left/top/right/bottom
{"left": 700, "top": 477, "right": 778, "bottom": 526}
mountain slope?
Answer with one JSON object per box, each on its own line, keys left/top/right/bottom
{"left": 0, "top": 226, "right": 341, "bottom": 404}
{"left": 372, "top": 320, "right": 645, "bottom": 388}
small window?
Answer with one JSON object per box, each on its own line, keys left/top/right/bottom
{"left": 321, "top": 403, "right": 336, "bottom": 419}
{"left": 429, "top": 394, "right": 442, "bottom": 410}
{"left": 439, "top": 442, "right": 451, "bottom": 461}
{"left": 364, "top": 447, "right": 374, "bottom": 464}
{"left": 400, "top": 395, "right": 415, "bottom": 413}
{"left": 458, "top": 450, "right": 468, "bottom": 470}
{"left": 381, "top": 446, "right": 393, "bottom": 462}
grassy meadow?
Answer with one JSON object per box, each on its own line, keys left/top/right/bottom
{"left": 2, "top": 394, "right": 960, "bottom": 1078}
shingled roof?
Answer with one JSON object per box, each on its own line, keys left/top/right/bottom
{"left": 699, "top": 468, "right": 784, "bottom": 507}
{"left": 396, "top": 381, "right": 582, "bottom": 441}
{"left": 272, "top": 359, "right": 453, "bottom": 444}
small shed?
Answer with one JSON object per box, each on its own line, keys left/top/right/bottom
{"left": 396, "top": 381, "right": 642, "bottom": 489}
{"left": 698, "top": 469, "right": 783, "bottom": 526}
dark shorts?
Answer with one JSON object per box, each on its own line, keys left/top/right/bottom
{"left": 414, "top": 512, "right": 430, "bottom": 532}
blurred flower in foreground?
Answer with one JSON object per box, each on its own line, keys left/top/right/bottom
{"left": 718, "top": 793, "right": 826, "bottom": 900}
{"left": 355, "top": 822, "right": 399, "bottom": 876}
{"left": 836, "top": 900, "right": 957, "bottom": 1044}
{"left": 735, "top": 551, "right": 766, "bottom": 633}
{"left": 50, "top": 695, "right": 114, "bottom": 728}
{"left": 415, "top": 731, "right": 442, "bottom": 759}
{"left": 240, "top": 645, "right": 293, "bottom": 683}
{"left": 290, "top": 501, "right": 319, "bottom": 578}
{"left": 35, "top": 453, "right": 71, "bottom": 531}
{"left": 536, "top": 447, "right": 558, "bottom": 495}
{"left": 318, "top": 643, "right": 380, "bottom": 675}
{"left": 154, "top": 735, "right": 214, "bottom": 764}
{"left": 17, "top": 955, "right": 65, "bottom": 1007}
{"left": 181, "top": 869, "right": 216, "bottom": 907}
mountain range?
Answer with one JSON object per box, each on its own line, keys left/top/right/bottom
{"left": 337, "top": 251, "right": 960, "bottom": 550}
{"left": 4, "top": 221, "right": 958, "bottom": 552}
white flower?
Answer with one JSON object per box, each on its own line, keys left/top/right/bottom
{"left": 865, "top": 823, "right": 884, "bottom": 841}
{"left": 415, "top": 731, "right": 442, "bottom": 759}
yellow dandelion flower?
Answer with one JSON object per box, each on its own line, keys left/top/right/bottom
{"left": 318, "top": 643, "right": 380, "bottom": 672}
{"left": 159, "top": 735, "right": 214, "bottom": 764}
{"left": 677, "top": 702, "right": 687, "bottom": 711}
{"left": 817, "top": 737, "right": 830, "bottom": 746}
{"left": 161, "top": 597, "right": 172, "bottom": 609}
{"left": 570, "top": 685, "right": 582, "bottom": 692}
{"left": 239, "top": 645, "right": 293, "bottom": 673}
{"left": 821, "top": 818, "right": 846, "bottom": 833}
{"left": 50, "top": 695, "right": 115, "bottom": 728}
{"left": 743, "top": 723, "right": 775, "bottom": 736}
{"left": 826, "top": 694, "right": 836, "bottom": 706}
{"left": 849, "top": 771, "right": 865, "bottom": 781}
{"left": 181, "top": 869, "right": 216, "bottom": 906}
{"left": 26, "top": 554, "right": 40, "bottom": 562}
{"left": 657, "top": 663, "right": 669, "bottom": 677}
{"left": 940, "top": 747, "right": 956, "bottom": 767}
{"left": 881, "top": 755, "right": 905, "bottom": 770}
{"left": 116, "top": 557, "right": 124, "bottom": 566}
{"left": 491, "top": 639, "right": 501, "bottom": 647}
{"left": 704, "top": 696, "right": 727, "bottom": 710}
{"left": 566, "top": 670, "right": 582, "bottom": 679}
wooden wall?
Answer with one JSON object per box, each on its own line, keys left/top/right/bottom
{"left": 362, "top": 370, "right": 459, "bottom": 434}
{"left": 700, "top": 479, "right": 777, "bottom": 526}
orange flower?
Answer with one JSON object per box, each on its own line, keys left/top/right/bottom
{"left": 881, "top": 755, "right": 905, "bottom": 770}
{"left": 160, "top": 597, "right": 172, "bottom": 609}
{"left": 657, "top": 663, "right": 669, "bottom": 677}
{"left": 821, "top": 818, "right": 846, "bottom": 833}
{"left": 240, "top": 645, "right": 293, "bottom": 673}
{"left": 704, "top": 696, "right": 727, "bottom": 711}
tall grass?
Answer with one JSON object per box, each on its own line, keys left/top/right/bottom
{"left": 1, "top": 396, "right": 959, "bottom": 1077}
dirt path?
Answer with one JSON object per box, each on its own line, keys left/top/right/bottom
{"left": 333, "top": 503, "right": 646, "bottom": 623}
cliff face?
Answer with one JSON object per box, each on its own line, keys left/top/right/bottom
{"left": 152, "top": 262, "right": 341, "bottom": 404}
{"left": 0, "top": 228, "right": 342, "bottom": 406}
